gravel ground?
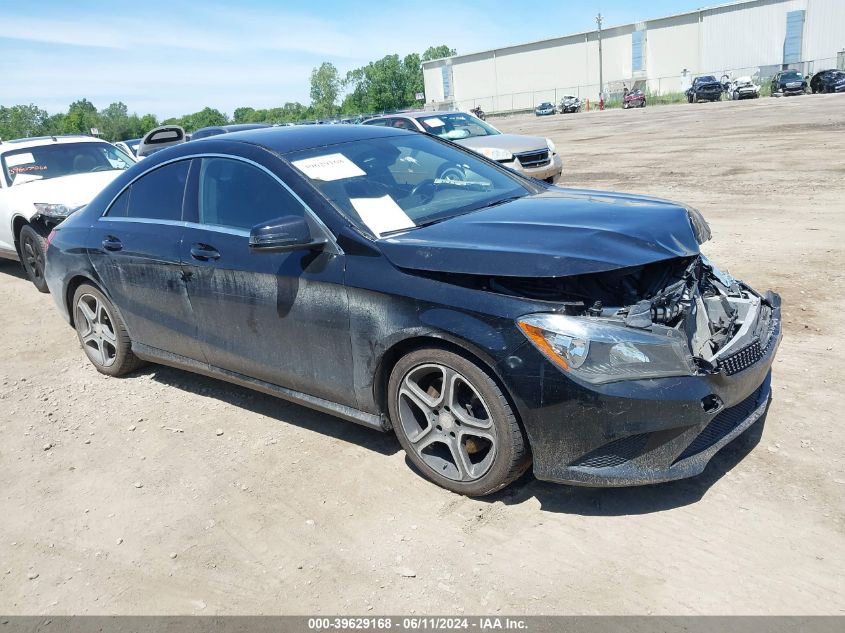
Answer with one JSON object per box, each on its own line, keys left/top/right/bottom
{"left": 1, "top": 94, "right": 843, "bottom": 615}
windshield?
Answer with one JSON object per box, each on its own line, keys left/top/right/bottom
{"left": 698, "top": 76, "right": 717, "bottom": 83}
{"left": 781, "top": 71, "right": 802, "bottom": 80}
{"left": 1, "top": 142, "right": 134, "bottom": 187}
{"left": 287, "top": 134, "right": 531, "bottom": 238}
{"left": 416, "top": 112, "right": 500, "bottom": 141}
{"left": 124, "top": 139, "right": 140, "bottom": 155}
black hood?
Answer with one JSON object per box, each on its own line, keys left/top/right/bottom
{"left": 378, "top": 190, "right": 705, "bottom": 278}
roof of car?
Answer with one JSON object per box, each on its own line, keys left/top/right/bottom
{"left": 188, "top": 123, "right": 410, "bottom": 154}
{"left": 0, "top": 135, "right": 106, "bottom": 151}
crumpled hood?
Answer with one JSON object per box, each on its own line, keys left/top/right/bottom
{"left": 378, "top": 189, "right": 703, "bottom": 278}
{"left": 457, "top": 133, "right": 548, "bottom": 154}
{"left": 4, "top": 171, "right": 122, "bottom": 217}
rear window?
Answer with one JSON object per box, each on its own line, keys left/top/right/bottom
{"left": 1, "top": 141, "right": 134, "bottom": 187}
{"left": 107, "top": 160, "right": 190, "bottom": 221}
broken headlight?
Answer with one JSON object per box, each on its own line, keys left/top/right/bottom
{"left": 33, "top": 203, "right": 83, "bottom": 219}
{"left": 517, "top": 313, "right": 695, "bottom": 384}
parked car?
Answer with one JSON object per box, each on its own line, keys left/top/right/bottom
{"left": 558, "top": 95, "right": 582, "bottom": 113}
{"left": 623, "top": 89, "right": 647, "bottom": 108}
{"left": 45, "top": 125, "right": 781, "bottom": 496}
{"left": 363, "top": 111, "right": 562, "bottom": 183}
{"left": 0, "top": 135, "right": 135, "bottom": 291}
{"left": 137, "top": 125, "right": 187, "bottom": 158}
{"left": 809, "top": 69, "right": 845, "bottom": 94}
{"left": 729, "top": 76, "right": 760, "bottom": 100}
{"left": 770, "top": 70, "right": 807, "bottom": 96}
{"left": 190, "top": 123, "right": 272, "bottom": 140}
{"left": 114, "top": 138, "right": 141, "bottom": 158}
{"left": 534, "top": 102, "right": 556, "bottom": 116}
{"left": 686, "top": 76, "right": 724, "bottom": 103}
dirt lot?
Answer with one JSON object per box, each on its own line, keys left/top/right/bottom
{"left": 1, "top": 95, "right": 843, "bottom": 615}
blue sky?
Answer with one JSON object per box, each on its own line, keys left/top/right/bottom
{"left": 0, "top": 0, "right": 710, "bottom": 118}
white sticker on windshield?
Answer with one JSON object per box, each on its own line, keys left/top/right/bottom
{"left": 5, "top": 152, "right": 34, "bottom": 167}
{"left": 422, "top": 117, "right": 445, "bottom": 128}
{"left": 292, "top": 153, "right": 365, "bottom": 181}
{"left": 351, "top": 195, "right": 415, "bottom": 238}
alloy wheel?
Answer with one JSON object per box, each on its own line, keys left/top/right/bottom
{"left": 75, "top": 293, "right": 118, "bottom": 368}
{"left": 22, "top": 234, "right": 44, "bottom": 283}
{"left": 397, "top": 363, "right": 497, "bottom": 482}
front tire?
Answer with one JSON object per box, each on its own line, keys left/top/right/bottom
{"left": 18, "top": 224, "right": 49, "bottom": 293}
{"left": 388, "top": 347, "right": 530, "bottom": 496}
{"left": 72, "top": 283, "right": 145, "bottom": 377}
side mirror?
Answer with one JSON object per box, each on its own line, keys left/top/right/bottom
{"left": 249, "top": 215, "right": 328, "bottom": 253}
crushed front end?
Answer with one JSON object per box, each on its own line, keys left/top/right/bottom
{"left": 498, "top": 255, "right": 782, "bottom": 486}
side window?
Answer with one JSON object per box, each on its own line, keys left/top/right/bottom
{"left": 198, "top": 158, "right": 305, "bottom": 231}
{"left": 391, "top": 118, "right": 416, "bottom": 131}
{"left": 364, "top": 118, "right": 389, "bottom": 127}
{"left": 108, "top": 160, "right": 189, "bottom": 220}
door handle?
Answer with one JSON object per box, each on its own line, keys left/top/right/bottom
{"left": 102, "top": 236, "right": 123, "bottom": 252}
{"left": 190, "top": 243, "right": 220, "bottom": 261}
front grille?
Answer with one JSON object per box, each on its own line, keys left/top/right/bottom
{"left": 719, "top": 321, "right": 777, "bottom": 376}
{"left": 515, "top": 149, "right": 551, "bottom": 168}
{"left": 572, "top": 433, "right": 650, "bottom": 469}
{"left": 674, "top": 384, "right": 765, "bottom": 462}
{"left": 720, "top": 338, "right": 764, "bottom": 375}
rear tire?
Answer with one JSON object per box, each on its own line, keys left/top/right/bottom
{"left": 388, "top": 347, "right": 530, "bottom": 496}
{"left": 72, "top": 283, "right": 145, "bottom": 377}
{"left": 18, "top": 224, "right": 49, "bottom": 293}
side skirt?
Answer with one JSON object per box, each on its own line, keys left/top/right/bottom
{"left": 132, "top": 342, "right": 389, "bottom": 432}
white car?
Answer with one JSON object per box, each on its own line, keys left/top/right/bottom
{"left": 0, "top": 135, "right": 135, "bottom": 291}
{"left": 114, "top": 138, "right": 142, "bottom": 159}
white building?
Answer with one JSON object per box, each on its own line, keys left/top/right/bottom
{"left": 421, "top": 0, "right": 845, "bottom": 112}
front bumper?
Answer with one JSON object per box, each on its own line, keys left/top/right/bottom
{"left": 500, "top": 292, "right": 782, "bottom": 486}
{"left": 510, "top": 153, "right": 563, "bottom": 182}
{"left": 696, "top": 90, "right": 723, "bottom": 100}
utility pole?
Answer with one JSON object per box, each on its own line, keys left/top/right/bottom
{"left": 596, "top": 13, "right": 604, "bottom": 103}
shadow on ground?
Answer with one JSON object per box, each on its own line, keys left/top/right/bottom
{"left": 139, "top": 364, "right": 400, "bottom": 457}
{"left": 135, "top": 361, "right": 768, "bottom": 515}
{"left": 489, "top": 412, "right": 769, "bottom": 516}
{"left": 0, "top": 260, "right": 27, "bottom": 282}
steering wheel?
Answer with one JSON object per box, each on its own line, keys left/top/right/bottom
{"left": 410, "top": 179, "right": 437, "bottom": 203}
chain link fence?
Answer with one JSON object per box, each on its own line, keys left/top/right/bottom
{"left": 448, "top": 56, "right": 843, "bottom": 115}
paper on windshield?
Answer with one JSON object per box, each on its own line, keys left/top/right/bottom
{"left": 351, "top": 195, "right": 415, "bottom": 238}
{"left": 291, "top": 153, "right": 365, "bottom": 181}
{"left": 422, "top": 117, "right": 445, "bottom": 128}
{"left": 4, "top": 152, "right": 34, "bottom": 167}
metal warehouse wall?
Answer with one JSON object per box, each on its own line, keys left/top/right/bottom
{"left": 422, "top": 0, "right": 844, "bottom": 112}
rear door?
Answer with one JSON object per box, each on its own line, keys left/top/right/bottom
{"left": 179, "top": 156, "right": 355, "bottom": 407}
{"left": 90, "top": 158, "right": 205, "bottom": 360}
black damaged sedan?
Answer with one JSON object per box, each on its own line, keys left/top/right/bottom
{"left": 44, "top": 125, "right": 782, "bottom": 496}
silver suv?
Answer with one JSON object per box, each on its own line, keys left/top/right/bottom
{"left": 364, "top": 111, "right": 562, "bottom": 183}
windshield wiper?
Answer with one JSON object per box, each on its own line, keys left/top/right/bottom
{"left": 379, "top": 195, "right": 526, "bottom": 238}
{"left": 473, "top": 194, "right": 525, "bottom": 211}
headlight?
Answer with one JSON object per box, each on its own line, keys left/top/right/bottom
{"left": 33, "top": 203, "right": 82, "bottom": 219}
{"left": 517, "top": 313, "right": 695, "bottom": 384}
{"left": 476, "top": 147, "right": 513, "bottom": 162}
{"left": 546, "top": 138, "right": 556, "bottom": 154}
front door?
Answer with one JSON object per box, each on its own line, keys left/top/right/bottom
{"left": 180, "top": 156, "right": 355, "bottom": 408}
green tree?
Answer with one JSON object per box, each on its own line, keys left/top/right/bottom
{"left": 233, "top": 107, "right": 257, "bottom": 124}
{"left": 310, "top": 62, "right": 340, "bottom": 118}
{"left": 422, "top": 45, "right": 456, "bottom": 61}
{"left": 63, "top": 99, "right": 99, "bottom": 135}
{"left": 99, "top": 102, "right": 131, "bottom": 141}
{"left": 0, "top": 104, "right": 50, "bottom": 139}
